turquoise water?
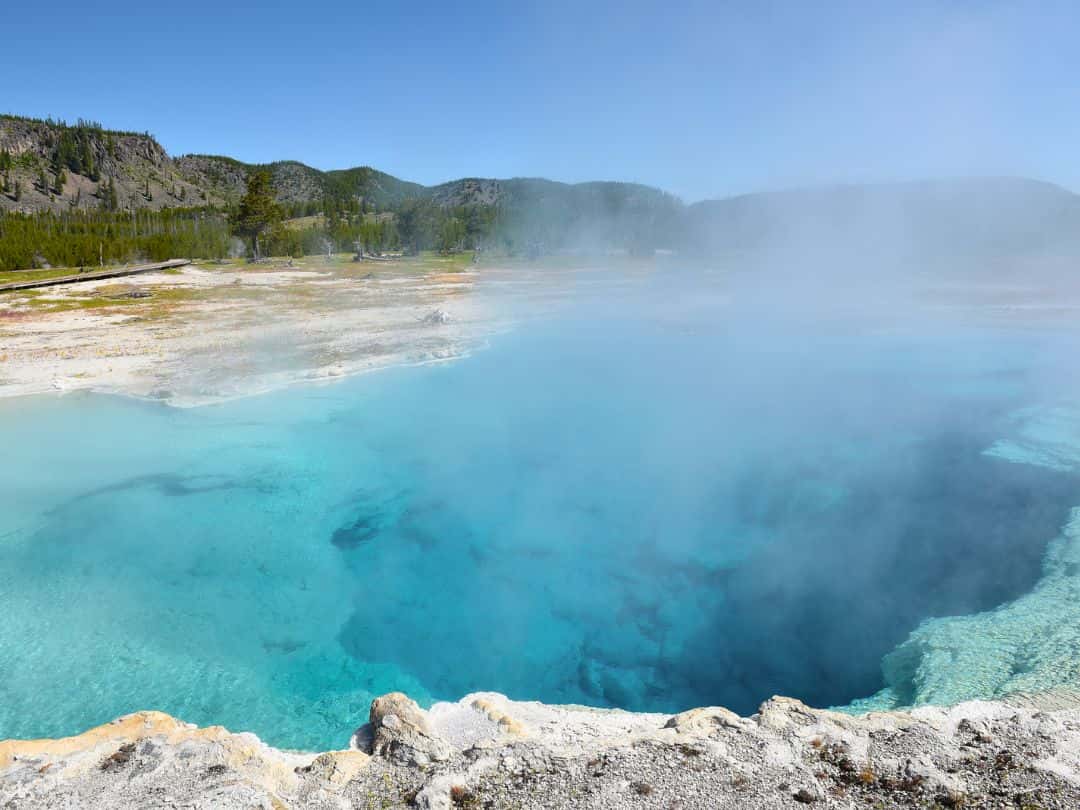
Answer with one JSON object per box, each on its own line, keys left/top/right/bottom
{"left": 3, "top": 309, "right": 1080, "bottom": 750}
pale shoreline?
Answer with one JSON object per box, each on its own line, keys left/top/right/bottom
{"left": 0, "top": 256, "right": 517, "bottom": 408}
{"left": 0, "top": 255, "right": 657, "bottom": 408}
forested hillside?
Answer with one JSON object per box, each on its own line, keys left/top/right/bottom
{"left": 0, "top": 116, "right": 224, "bottom": 214}
{"left": 4, "top": 114, "right": 1080, "bottom": 274}
{"left": 0, "top": 114, "right": 683, "bottom": 269}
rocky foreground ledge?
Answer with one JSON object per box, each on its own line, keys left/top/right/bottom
{"left": 3, "top": 693, "right": 1080, "bottom": 809}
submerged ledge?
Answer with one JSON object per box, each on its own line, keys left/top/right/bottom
{"left": 4, "top": 691, "right": 1080, "bottom": 809}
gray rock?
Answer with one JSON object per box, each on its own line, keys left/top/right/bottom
{"left": 368, "top": 691, "right": 453, "bottom": 765}
{"left": 421, "top": 309, "right": 452, "bottom": 325}
{"left": 7, "top": 691, "right": 1080, "bottom": 808}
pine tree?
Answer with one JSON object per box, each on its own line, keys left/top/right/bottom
{"left": 37, "top": 168, "right": 49, "bottom": 194}
{"left": 13, "top": 180, "right": 22, "bottom": 201}
{"left": 233, "top": 171, "right": 279, "bottom": 260}
{"left": 84, "top": 147, "right": 98, "bottom": 182}
{"left": 54, "top": 167, "right": 66, "bottom": 194}
{"left": 100, "top": 177, "right": 119, "bottom": 211}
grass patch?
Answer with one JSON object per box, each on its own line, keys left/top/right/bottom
{"left": 0, "top": 267, "right": 88, "bottom": 286}
{"left": 282, "top": 215, "right": 326, "bottom": 231}
{"left": 13, "top": 296, "right": 135, "bottom": 314}
{"left": 405, "top": 251, "right": 477, "bottom": 273}
{"left": 191, "top": 251, "right": 481, "bottom": 276}
{"left": 10, "top": 283, "right": 211, "bottom": 317}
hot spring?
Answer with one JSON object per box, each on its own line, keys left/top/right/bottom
{"left": 4, "top": 278, "right": 1080, "bottom": 751}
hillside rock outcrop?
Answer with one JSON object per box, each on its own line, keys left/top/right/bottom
{"left": 0, "top": 116, "right": 218, "bottom": 214}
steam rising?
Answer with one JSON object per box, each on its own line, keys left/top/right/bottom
{"left": 6, "top": 170, "right": 1080, "bottom": 751}
{"left": 329, "top": 274, "right": 1080, "bottom": 715}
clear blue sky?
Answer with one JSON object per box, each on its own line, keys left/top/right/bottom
{"left": 5, "top": 1, "right": 1077, "bottom": 201}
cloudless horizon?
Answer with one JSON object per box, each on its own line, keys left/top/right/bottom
{"left": 5, "top": 1, "right": 1079, "bottom": 201}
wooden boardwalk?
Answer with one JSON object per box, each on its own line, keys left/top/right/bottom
{"left": 0, "top": 259, "right": 191, "bottom": 292}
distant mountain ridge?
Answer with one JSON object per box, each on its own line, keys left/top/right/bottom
{"left": 686, "top": 177, "right": 1080, "bottom": 256}
{"left": 0, "top": 115, "right": 679, "bottom": 219}
{"left": 174, "top": 154, "right": 428, "bottom": 209}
